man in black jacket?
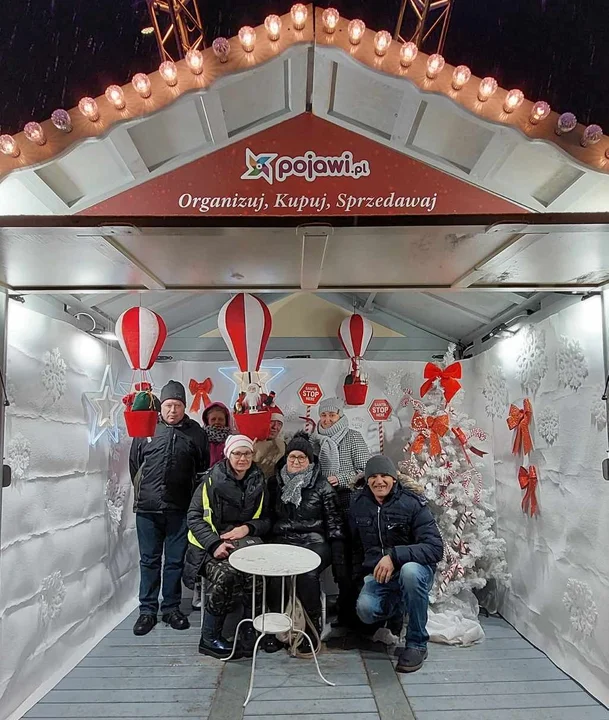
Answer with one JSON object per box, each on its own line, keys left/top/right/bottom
{"left": 349, "top": 455, "right": 443, "bottom": 673}
{"left": 129, "top": 380, "right": 210, "bottom": 636}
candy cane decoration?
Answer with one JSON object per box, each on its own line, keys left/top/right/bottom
{"left": 438, "top": 560, "right": 465, "bottom": 596}
{"left": 378, "top": 422, "right": 384, "bottom": 453}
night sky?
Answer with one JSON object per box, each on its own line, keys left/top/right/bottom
{"left": 0, "top": 0, "right": 607, "bottom": 135}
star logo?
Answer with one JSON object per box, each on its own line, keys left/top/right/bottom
{"left": 241, "top": 148, "right": 277, "bottom": 185}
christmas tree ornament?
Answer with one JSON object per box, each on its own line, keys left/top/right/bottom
{"left": 518, "top": 465, "right": 539, "bottom": 516}
{"left": 506, "top": 398, "right": 533, "bottom": 455}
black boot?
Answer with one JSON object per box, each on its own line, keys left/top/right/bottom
{"left": 133, "top": 614, "right": 157, "bottom": 636}
{"left": 199, "top": 611, "right": 236, "bottom": 659}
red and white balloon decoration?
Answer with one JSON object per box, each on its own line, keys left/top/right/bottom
{"left": 116, "top": 307, "right": 167, "bottom": 370}
{"left": 339, "top": 313, "right": 373, "bottom": 406}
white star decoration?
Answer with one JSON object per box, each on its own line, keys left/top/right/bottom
{"left": 84, "top": 365, "right": 122, "bottom": 445}
{"left": 218, "top": 365, "right": 286, "bottom": 407}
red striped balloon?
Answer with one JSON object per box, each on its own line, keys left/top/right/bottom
{"left": 218, "top": 293, "right": 272, "bottom": 372}
{"left": 338, "top": 313, "right": 373, "bottom": 360}
{"left": 116, "top": 307, "right": 167, "bottom": 370}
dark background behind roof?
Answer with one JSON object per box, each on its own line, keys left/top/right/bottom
{"left": 1, "top": 0, "right": 606, "bottom": 135}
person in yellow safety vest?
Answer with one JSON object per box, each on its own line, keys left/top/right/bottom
{"left": 183, "top": 434, "right": 270, "bottom": 659}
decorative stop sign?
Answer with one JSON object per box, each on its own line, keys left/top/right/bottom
{"left": 298, "top": 383, "right": 323, "bottom": 406}
{"left": 369, "top": 399, "right": 392, "bottom": 453}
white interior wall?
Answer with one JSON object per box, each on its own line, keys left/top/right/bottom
{"left": 0, "top": 304, "right": 138, "bottom": 720}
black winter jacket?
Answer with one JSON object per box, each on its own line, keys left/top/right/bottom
{"left": 183, "top": 459, "right": 270, "bottom": 589}
{"left": 129, "top": 415, "right": 210, "bottom": 513}
{"left": 349, "top": 482, "right": 443, "bottom": 578}
{"left": 268, "top": 461, "right": 344, "bottom": 546}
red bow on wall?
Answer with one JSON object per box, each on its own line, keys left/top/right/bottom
{"left": 410, "top": 412, "right": 449, "bottom": 456}
{"left": 518, "top": 465, "right": 539, "bottom": 516}
{"left": 420, "top": 362, "right": 462, "bottom": 403}
{"left": 506, "top": 398, "right": 533, "bottom": 455}
{"left": 189, "top": 378, "right": 213, "bottom": 413}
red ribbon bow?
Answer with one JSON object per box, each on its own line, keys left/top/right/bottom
{"left": 189, "top": 378, "right": 213, "bottom": 413}
{"left": 420, "top": 362, "right": 462, "bottom": 403}
{"left": 410, "top": 412, "right": 449, "bottom": 456}
{"left": 518, "top": 465, "right": 539, "bottom": 516}
{"left": 506, "top": 399, "right": 533, "bottom": 455}
{"left": 452, "top": 427, "right": 488, "bottom": 465}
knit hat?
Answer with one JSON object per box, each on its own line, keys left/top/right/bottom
{"left": 160, "top": 380, "right": 186, "bottom": 406}
{"left": 286, "top": 432, "right": 315, "bottom": 463}
{"left": 224, "top": 434, "right": 254, "bottom": 458}
{"left": 365, "top": 455, "right": 398, "bottom": 481}
{"left": 318, "top": 397, "right": 343, "bottom": 414}
{"left": 270, "top": 406, "right": 284, "bottom": 424}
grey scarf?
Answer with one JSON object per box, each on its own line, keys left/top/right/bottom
{"left": 280, "top": 464, "right": 315, "bottom": 508}
{"left": 316, "top": 415, "right": 350, "bottom": 477}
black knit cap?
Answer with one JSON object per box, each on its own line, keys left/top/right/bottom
{"left": 160, "top": 380, "right": 186, "bottom": 406}
{"left": 365, "top": 454, "right": 398, "bottom": 481}
{"left": 286, "top": 432, "right": 315, "bottom": 462}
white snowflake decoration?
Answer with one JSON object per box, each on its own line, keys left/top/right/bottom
{"left": 282, "top": 404, "right": 300, "bottom": 423}
{"left": 557, "top": 336, "right": 588, "bottom": 391}
{"left": 41, "top": 347, "right": 67, "bottom": 402}
{"left": 482, "top": 366, "right": 509, "bottom": 418}
{"left": 384, "top": 370, "right": 414, "bottom": 400}
{"left": 537, "top": 406, "right": 559, "bottom": 445}
{"left": 40, "top": 571, "right": 66, "bottom": 624}
{"left": 6, "top": 433, "right": 31, "bottom": 482}
{"left": 516, "top": 326, "right": 548, "bottom": 396}
{"left": 350, "top": 415, "right": 366, "bottom": 431}
{"left": 105, "top": 475, "right": 127, "bottom": 531}
{"left": 563, "top": 579, "right": 597, "bottom": 637}
{"left": 591, "top": 398, "right": 607, "bottom": 430}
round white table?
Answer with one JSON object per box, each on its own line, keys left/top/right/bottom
{"left": 227, "top": 543, "right": 335, "bottom": 706}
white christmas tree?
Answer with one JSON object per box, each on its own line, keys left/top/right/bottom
{"left": 400, "top": 345, "right": 508, "bottom": 621}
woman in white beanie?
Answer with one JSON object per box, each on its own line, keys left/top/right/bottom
{"left": 184, "top": 434, "right": 270, "bottom": 659}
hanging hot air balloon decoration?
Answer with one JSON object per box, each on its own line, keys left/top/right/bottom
{"left": 339, "top": 313, "right": 373, "bottom": 405}
{"left": 116, "top": 307, "right": 167, "bottom": 437}
{"left": 218, "top": 293, "right": 278, "bottom": 440}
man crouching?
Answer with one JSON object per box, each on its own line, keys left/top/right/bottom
{"left": 349, "top": 455, "right": 443, "bottom": 673}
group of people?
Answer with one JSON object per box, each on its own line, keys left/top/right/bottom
{"left": 129, "top": 380, "right": 444, "bottom": 673}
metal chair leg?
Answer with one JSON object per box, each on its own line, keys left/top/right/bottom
{"left": 223, "top": 618, "right": 252, "bottom": 662}
{"left": 243, "top": 632, "right": 266, "bottom": 707}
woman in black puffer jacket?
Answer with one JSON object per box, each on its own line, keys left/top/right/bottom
{"left": 267, "top": 432, "right": 347, "bottom": 629}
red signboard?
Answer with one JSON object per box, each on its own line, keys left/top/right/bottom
{"left": 82, "top": 113, "right": 524, "bottom": 217}
{"left": 298, "top": 382, "right": 323, "bottom": 406}
{"left": 369, "top": 399, "right": 393, "bottom": 422}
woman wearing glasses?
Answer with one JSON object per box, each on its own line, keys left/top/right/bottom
{"left": 267, "top": 432, "right": 348, "bottom": 642}
{"left": 184, "top": 434, "right": 270, "bottom": 659}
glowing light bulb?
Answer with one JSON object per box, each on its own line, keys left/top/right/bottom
{"left": 478, "top": 76, "right": 498, "bottom": 102}
{"left": 399, "top": 41, "right": 418, "bottom": 67}
{"left": 78, "top": 97, "right": 100, "bottom": 122}
{"left": 503, "top": 89, "right": 524, "bottom": 113}
{"left": 290, "top": 3, "right": 307, "bottom": 30}
{"left": 159, "top": 61, "right": 178, "bottom": 86}
{"left": 451, "top": 65, "right": 471, "bottom": 91}
{"left": 239, "top": 26, "right": 256, "bottom": 52}
{"left": 322, "top": 8, "right": 339, "bottom": 33}
{"left": 186, "top": 48, "right": 204, "bottom": 75}
{"left": 132, "top": 73, "right": 152, "bottom": 98}
{"left": 555, "top": 112, "right": 577, "bottom": 135}
{"left": 105, "top": 85, "right": 126, "bottom": 110}
{"left": 212, "top": 37, "right": 231, "bottom": 63}
{"left": 529, "top": 101, "right": 550, "bottom": 124}
{"left": 581, "top": 124, "right": 603, "bottom": 147}
{"left": 23, "top": 121, "right": 46, "bottom": 145}
{"left": 426, "top": 54, "right": 445, "bottom": 79}
{"left": 373, "top": 30, "right": 392, "bottom": 57}
{"left": 0, "top": 135, "right": 20, "bottom": 157}
{"left": 348, "top": 19, "right": 365, "bottom": 45}
{"left": 51, "top": 109, "right": 72, "bottom": 132}
{"left": 264, "top": 15, "right": 281, "bottom": 41}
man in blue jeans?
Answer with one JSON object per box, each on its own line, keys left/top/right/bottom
{"left": 129, "top": 380, "right": 210, "bottom": 636}
{"left": 349, "top": 455, "right": 443, "bottom": 672}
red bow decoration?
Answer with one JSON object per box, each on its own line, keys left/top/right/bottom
{"left": 189, "top": 378, "right": 213, "bottom": 413}
{"left": 420, "top": 362, "right": 462, "bottom": 403}
{"left": 518, "top": 465, "right": 539, "bottom": 516}
{"left": 410, "top": 412, "right": 449, "bottom": 456}
{"left": 452, "top": 427, "right": 488, "bottom": 465}
{"left": 506, "top": 398, "right": 533, "bottom": 455}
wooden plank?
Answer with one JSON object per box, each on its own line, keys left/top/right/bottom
{"left": 244, "top": 716, "right": 380, "bottom": 720}
{"left": 426, "top": 648, "right": 543, "bottom": 661}
{"left": 244, "top": 673, "right": 370, "bottom": 688}
{"left": 475, "top": 626, "right": 521, "bottom": 638}
{"left": 90, "top": 645, "right": 201, "bottom": 656}
{"left": 24, "top": 702, "right": 212, "bottom": 718}
{"left": 207, "top": 661, "right": 247, "bottom": 720}
{"left": 55, "top": 675, "right": 221, "bottom": 691}
{"left": 36, "top": 689, "right": 215, "bottom": 704}
{"left": 67, "top": 665, "right": 218, "bottom": 678}
{"left": 430, "top": 637, "right": 532, "bottom": 650}
{"left": 403, "top": 680, "right": 582, "bottom": 697}
{"left": 243, "top": 698, "right": 378, "bottom": 715}
{"left": 410, "top": 692, "right": 598, "bottom": 712}
{"left": 415, "top": 708, "right": 609, "bottom": 720}
{"left": 361, "top": 651, "right": 415, "bottom": 720}
{"left": 399, "top": 659, "right": 566, "bottom": 683}
{"left": 248, "top": 686, "right": 373, "bottom": 701}
{"left": 78, "top": 655, "right": 215, "bottom": 667}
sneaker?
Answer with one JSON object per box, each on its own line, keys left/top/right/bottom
{"left": 162, "top": 609, "right": 190, "bottom": 630}
{"left": 395, "top": 646, "right": 428, "bottom": 673}
{"left": 133, "top": 614, "right": 157, "bottom": 636}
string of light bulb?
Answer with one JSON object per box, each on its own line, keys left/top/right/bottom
{"left": 1, "top": 4, "right": 607, "bottom": 166}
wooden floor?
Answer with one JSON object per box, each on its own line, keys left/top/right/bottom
{"left": 23, "top": 612, "right": 609, "bottom": 720}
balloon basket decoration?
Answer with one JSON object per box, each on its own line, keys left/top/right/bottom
{"left": 234, "top": 411, "right": 272, "bottom": 442}
{"left": 343, "top": 381, "right": 368, "bottom": 406}
{"left": 124, "top": 410, "right": 159, "bottom": 438}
